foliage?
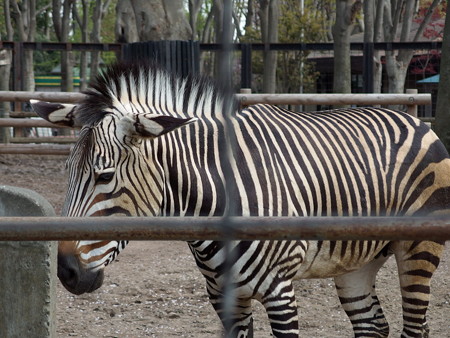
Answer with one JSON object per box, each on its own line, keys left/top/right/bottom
{"left": 414, "top": 0, "right": 447, "bottom": 40}
{"left": 33, "top": 51, "right": 60, "bottom": 75}
{"left": 410, "top": 50, "right": 441, "bottom": 76}
{"left": 279, "top": 0, "right": 333, "bottom": 44}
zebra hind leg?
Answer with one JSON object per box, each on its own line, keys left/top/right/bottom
{"left": 391, "top": 240, "right": 445, "bottom": 338}
{"left": 334, "top": 253, "right": 391, "bottom": 338}
{"left": 261, "top": 280, "right": 299, "bottom": 337}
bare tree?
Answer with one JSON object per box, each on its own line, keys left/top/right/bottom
{"left": 434, "top": 2, "right": 450, "bottom": 151}
{"left": 0, "top": 0, "right": 14, "bottom": 142}
{"left": 115, "top": 0, "right": 191, "bottom": 42}
{"left": 188, "top": 0, "right": 204, "bottom": 40}
{"left": 332, "top": 0, "right": 360, "bottom": 95}
{"left": 10, "top": 0, "right": 37, "bottom": 91}
{"left": 363, "top": 0, "right": 384, "bottom": 92}
{"left": 383, "top": 0, "right": 441, "bottom": 94}
{"left": 90, "top": 0, "right": 112, "bottom": 79}
{"left": 259, "top": 0, "right": 279, "bottom": 93}
{"left": 53, "top": 0, "right": 74, "bottom": 92}
{"left": 72, "top": 1, "right": 89, "bottom": 91}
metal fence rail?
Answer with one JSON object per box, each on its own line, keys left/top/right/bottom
{"left": 0, "top": 216, "right": 449, "bottom": 241}
{"left": 0, "top": 91, "right": 432, "bottom": 106}
{"left": 0, "top": 91, "right": 431, "bottom": 155}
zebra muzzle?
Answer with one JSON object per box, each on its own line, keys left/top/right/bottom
{"left": 57, "top": 252, "right": 105, "bottom": 295}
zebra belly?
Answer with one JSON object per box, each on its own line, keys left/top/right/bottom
{"left": 295, "top": 240, "right": 391, "bottom": 279}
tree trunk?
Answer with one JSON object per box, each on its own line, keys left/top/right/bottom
{"left": 53, "top": 0, "right": 73, "bottom": 92}
{"left": 115, "top": 0, "right": 191, "bottom": 42}
{"left": 73, "top": 0, "right": 89, "bottom": 91}
{"left": 188, "top": 0, "right": 204, "bottom": 40}
{"left": 434, "top": 3, "right": 450, "bottom": 152}
{"left": 373, "top": 0, "right": 384, "bottom": 93}
{"left": 212, "top": 0, "right": 224, "bottom": 78}
{"left": 60, "top": 51, "right": 74, "bottom": 92}
{"left": 259, "top": 0, "right": 279, "bottom": 93}
{"left": 1, "top": 0, "right": 13, "bottom": 142}
{"left": 90, "top": 0, "right": 111, "bottom": 81}
{"left": 383, "top": 0, "right": 441, "bottom": 98}
{"left": 0, "top": 50, "right": 12, "bottom": 143}
{"left": 10, "top": 0, "right": 36, "bottom": 91}
{"left": 332, "top": 0, "right": 354, "bottom": 96}
{"left": 23, "top": 49, "right": 36, "bottom": 92}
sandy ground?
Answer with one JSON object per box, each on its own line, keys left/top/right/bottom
{"left": 0, "top": 154, "right": 448, "bottom": 337}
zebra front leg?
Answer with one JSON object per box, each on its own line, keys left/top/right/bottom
{"left": 391, "top": 240, "right": 445, "bottom": 338}
{"left": 334, "top": 253, "right": 391, "bottom": 338}
{"left": 261, "top": 280, "right": 299, "bottom": 337}
{"left": 207, "top": 287, "right": 254, "bottom": 338}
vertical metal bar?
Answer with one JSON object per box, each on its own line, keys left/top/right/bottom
{"left": 219, "top": 0, "right": 238, "bottom": 336}
{"left": 363, "top": 42, "right": 374, "bottom": 93}
{"left": 240, "top": 43, "right": 252, "bottom": 89}
{"left": 13, "top": 42, "right": 23, "bottom": 139}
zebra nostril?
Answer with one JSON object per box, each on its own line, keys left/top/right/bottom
{"left": 57, "top": 254, "right": 80, "bottom": 289}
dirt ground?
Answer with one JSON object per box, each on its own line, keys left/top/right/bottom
{"left": 0, "top": 154, "right": 448, "bottom": 338}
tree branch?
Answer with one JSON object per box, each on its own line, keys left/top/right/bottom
{"left": 10, "top": 0, "right": 26, "bottom": 41}
{"left": 3, "top": 0, "right": 14, "bottom": 40}
{"left": 413, "top": 0, "right": 441, "bottom": 41}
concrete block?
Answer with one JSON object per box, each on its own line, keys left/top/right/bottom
{"left": 0, "top": 185, "right": 57, "bottom": 338}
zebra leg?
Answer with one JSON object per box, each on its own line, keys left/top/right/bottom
{"left": 261, "top": 280, "right": 299, "bottom": 337}
{"left": 334, "top": 253, "right": 391, "bottom": 338}
{"left": 207, "top": 287, "right": 254, "bottom": 338}
{"left": 391, "top": 240, "right": 444, "bottom": 338}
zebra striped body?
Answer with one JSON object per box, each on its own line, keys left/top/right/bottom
{"left": 32, "top": 62, "right": 448, "bottom": 337}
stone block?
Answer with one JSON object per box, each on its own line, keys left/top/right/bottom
{"left": 0, "top": 185, "right": 57, "bottom": 338}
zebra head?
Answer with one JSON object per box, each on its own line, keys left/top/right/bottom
{"left": 31, "top": 63, "right": 197, "bottom": 294}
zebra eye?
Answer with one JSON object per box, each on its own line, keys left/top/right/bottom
{"left": 96, "top": 171, "right": 115, "bottom": 184}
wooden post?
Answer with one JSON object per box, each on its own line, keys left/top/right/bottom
{"left": 406, "top": 89, "right": 418, "bottom": 118}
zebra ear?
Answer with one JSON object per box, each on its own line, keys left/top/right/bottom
{"left": 119, "top": 114, "right": 197, "bottom": 139}
{"left": 30, "top": 99, "right": 80, "bottom": 127}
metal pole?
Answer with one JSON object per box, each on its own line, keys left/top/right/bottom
{"left": 0, "top": 216, "right": 448, "bottom": 241}
{"left": 219, "top": 0, "right": 238, "bottom": 334}
{"left": 0, "top": 91, "right": 431, "bottom": 106}
{"left": 363, "top": 42, "right": 374, "bottom": 93}
{"left": 240, "top": 43, "right": 252, "bottom": 89}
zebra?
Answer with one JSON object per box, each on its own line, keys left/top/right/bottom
{"left": 31, "top": 62, "right": 448, "bottom": 338}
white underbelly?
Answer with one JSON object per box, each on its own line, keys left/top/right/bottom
{"left": 295, "top": 240, "right": 390, "bottom": 279}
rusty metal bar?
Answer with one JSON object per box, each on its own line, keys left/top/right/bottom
{"left": 0, "top": 216, "right": 448, "bottom": 241}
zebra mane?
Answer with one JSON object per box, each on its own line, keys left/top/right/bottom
{"left": 74, "top": 61, "right": 232, "bottom": 127}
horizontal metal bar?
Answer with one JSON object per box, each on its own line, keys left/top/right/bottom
{"left": 0, "top": 41, "right": 441, "bottom": 52}
{"left": 0, "top": 118, "right": 62, "bottom": 128}
{"left": 0, "top": 91, "right": 431, "bottom": 106}
{"left": 0, "top": 216, "right": 448, "bottom": 241}
{"left": 0, "top": 91, "right": 85, "bottom": 103}
{"left": 198, "top": 42, "right": 442, "bottom": 52}
{"left": 0, "top": 144, "right": 71, "bottom": 155}
{"left": 0, "top": 41, "right": 123, "bottom": 52}
{"left": 10, "top": 136, "right": 76, "bottom": 144}
{"left": 236, "top": 93, "right": 431, "bottom": 106}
